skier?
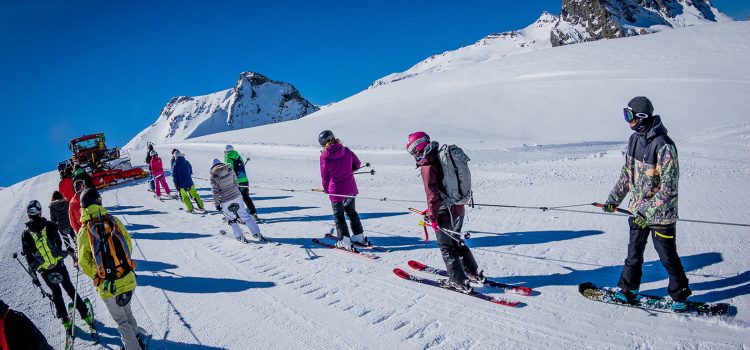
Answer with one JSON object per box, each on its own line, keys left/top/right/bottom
{"left": 68, "top": 180, "right": 87, "bottom": 233}
{"left": 172, "top": 151, "right": 204, "bottom": 213}
{"left": 21, "top": 200, "right": 93, "bottom": 338}
{"left": 318, "top": 130, "right": 367, "bottom": 250}
{"left": 149, "top": 150, "right": 172, "bottom": 199}
{"left": 59, "top": 167, "right": 75, "bottom": 202}
{"left": 224, "top": 145, "right": 259, "bottom": 222}
{"left": 170, "top": 148, "right": 179, "bottom": 170}
{"left": 49, "top": 191, "right": 77, "bottom": 258}
{"left": 210, "top": 159, "right": 262, "bottom": 243}
{"left": 76, "top": 188, "right": 146, "bottom": 350}
{"left": 145, "top": 143, "right": 155, "bottom": 192}
{"left": 0, "top": 299, "right": 53, "bottom": 350}
{"left": 406, "top": 131, "right": 483, "bottom": 293}
{"left": 72, "top": 164, "right": 95, "bottom": 189}
{"left": 602, "top": 96, "right": 691, "bottom": 311}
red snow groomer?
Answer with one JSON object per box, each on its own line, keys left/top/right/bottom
{"left": 57, "top": 132, "right": 148, "bottom": 189}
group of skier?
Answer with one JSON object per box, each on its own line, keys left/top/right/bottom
{"left": 12, "top": 95, "right": 696, "bottom": 349}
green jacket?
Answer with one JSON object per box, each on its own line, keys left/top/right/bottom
{"left": 77, "top": 204, "right": 137, "bottom": 299}
{"left": 224, "top": 150, "right": 249, "bottom": 184}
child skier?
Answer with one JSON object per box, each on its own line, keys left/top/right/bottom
{"left": 318, "top": 130, "right": 367, "bottom": 250}
{"left": 210, "top": 159, "right": 263, "bottom": 243}
{"left": 77, "top": 188, "right": 147, "bottom": 350}
{"left": 21, "top": 200, "right": 93, "bottom": 338}
{"left": 149, "top": 150, "right": 172, "bottom": 199}
{"left": 172, "top": 151, "right": 204, "bottom": 213}
{"left": 601, "top": 96, "right": 691, "bottom": 311}
{"left": 406, "top": 131, "right": 484, "bottom": 293}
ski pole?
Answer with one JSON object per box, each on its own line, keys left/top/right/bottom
{"left": 591, "top": 202, "right": 632, "bottom": 215}
{"left": 417, "top": 221, "right": 430, "bottom": 242}
{"left": 353, "top": 169, "right": 375, "bottom": 175}
{"left": 12, "top": 253, "right": 54, "bottom": 314}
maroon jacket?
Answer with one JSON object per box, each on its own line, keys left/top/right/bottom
{"left": 417, "top": 142, "right": 465, "bottom": 223}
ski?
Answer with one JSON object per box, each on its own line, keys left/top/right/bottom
{"left": 393, "top": 268, "right": 520, "bottom": 307}
{"left": 324, "top": 233, "right": 390, "bottom": 252}
{"left": 83, "top": 298, "right": 98, "bottom": 343}
{"left": 311, "top": 239, "right": 379, "bottom": 259}
{"left": 578, "top": 282, "right": 730, "bottom": 316}
{"left": 407, "top": 260, "right": 532, "bottom": 296}
{"left": 178, "top": 207, "right": 207, "bottom": 216}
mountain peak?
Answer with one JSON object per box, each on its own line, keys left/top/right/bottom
{"left": 237, "top": 71, "right": 271, "bottom": 86}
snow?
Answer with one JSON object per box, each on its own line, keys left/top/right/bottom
{"left": 1, "top": 22, "right": 750, "bottom": 349}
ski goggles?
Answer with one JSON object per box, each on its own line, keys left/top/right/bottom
{"left": 623, "top": 107, "right": 650, "bottom": 122}
{"left": 407, "top": 136, "right": 429, "bottom": 156}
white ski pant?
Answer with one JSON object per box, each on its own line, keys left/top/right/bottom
{"left": 222, "top": 196, "right": 261, "bottom": 239}
{"left": 103, "top": 295, "right": 140, "bottom": 350}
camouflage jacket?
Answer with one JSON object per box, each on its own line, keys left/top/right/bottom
{"left": 607, "top": 115, "right": 679, "bottom": 225}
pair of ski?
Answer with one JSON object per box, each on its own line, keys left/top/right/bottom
{"left": 311, "top": 233, "right": 391, "bottom": 259}
{"left": 65, "top": 298, "right": 97, "bottom": 350}
{"left": 178, "top": 207, "right": 207, "bottom": 216}
{"left": 394, "top": 261, "right": 532, "bottom": 307}
{"left": 323, "top": 233, "right": 390, "bottom": 252}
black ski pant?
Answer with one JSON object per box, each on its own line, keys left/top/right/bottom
{"left": 332, "top": 197, "right": 363, "bottom": 239}
{"left": 41, "top": 263, "right": 88, "bottom": 322}
{"left": 618, "top": 218, "right": 691, "bottom": 300}
{"left": 239, "top": 186, "right": 257, "bottom": 215}
{"left": 436, "top": 214, "right": 479, "bottom": 284}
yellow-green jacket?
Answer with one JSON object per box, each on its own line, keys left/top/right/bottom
{"left": 77, "top": 204, "right": 137, "bottom": 299}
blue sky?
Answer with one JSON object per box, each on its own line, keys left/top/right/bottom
{"left": 0, "top": 1, "right": 748, "bottom": 186}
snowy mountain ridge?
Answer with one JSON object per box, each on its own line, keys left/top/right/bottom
{"left": 372, "top": 0, "right": 730, "bottom": 87}
{"left": 125, "top": 72, "right": 318, "bottom": 150}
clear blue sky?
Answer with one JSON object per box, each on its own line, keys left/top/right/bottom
{"left": 1, "top": 1, "right": 747, "bottom": 186}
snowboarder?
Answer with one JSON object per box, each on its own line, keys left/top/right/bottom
{"left": 49, "top": 191, "right": 77, "bottom": 257}
{"left": 21, "top": 200, "right": 93, "bottom": 338}
{"left": 72, "top": 164, "right": 95, "bottom": 189}
{"left": 224, "top": 145, "right": 259, "bottom": 222}
{"left": 68, "top": 180, "right": 87, "bottom": 233}
{"left": 602, "top": 96, "right": 691, "bottom": 311}
{"left": 318, "top": 130, "right": 367, "bottom": 250}
{"left": 0, "top": 299, "right": 53, "bottom": 350}
{"left": 149, "top": 150, "right": 172, "bottom": 199}
{"left": 406, "top": 131, "right": 483, "bottom": 294}
{"left": 59, "top": 167, "right": 75, "bottom": 202}
{"left": 76, "top": 188, "right": 147, "bottom": 350}
{"left": 172, "top": 150, "right": 204, "bottom": 213}
{"left": 145, "top": 143, "right": 155, "bottom": 192}
{"left": 210, "top": 159, "right": 262, "bottom": 243}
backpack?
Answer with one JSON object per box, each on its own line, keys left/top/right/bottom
{"left": 85, "top": 214, "right": 136, "bottom": 293}
{"left": 438, "top": 144, "right": 473, "bottom": 207}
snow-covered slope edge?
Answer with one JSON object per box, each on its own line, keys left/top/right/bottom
{"left": 193, "top": 22, "right": 750, "bottom": 151}
{"left": 125, "top": 72, "right": 318, "bottom": 150}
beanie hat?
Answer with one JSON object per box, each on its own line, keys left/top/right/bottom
{"left": 212, "top": 159, "right": 222, "bottom": 167}
{"left": 80, "top": 188, "right": 102, "bottom": 209}
{"left": 627, "top": 96, "right": 654, "bottom": 117}
{"left": 225, "top": 145, "right": 234, "bottom": 152}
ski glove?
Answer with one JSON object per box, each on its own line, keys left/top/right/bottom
{"left": 634, "top": 212, "right": 650, "bottom": 229}
{"left": 602, "top": 203, "right": 616, "bottom": 213}
{"left": 430, "top": 220, "right": 440, "bottom": 232}
{"left": 215, "top": 204, "right": 222, "bottom": 211}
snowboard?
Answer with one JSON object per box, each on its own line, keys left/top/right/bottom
{"left": 578, "top": 282, "right": 730, "bottom": 316}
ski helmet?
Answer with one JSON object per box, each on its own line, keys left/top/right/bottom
{"left": 73, "top": 179, "right": 87, "bottom": 193}
{"left": 26, "top": 200, "right": 42, "bottom": 216}
{"left": 80, "top": 188, "right": 102, "bottom": 209}
{"left": 624, "top": 96, "right": 655, "bottom": 132}
{"left": 318, "top": 130, "right": 335, "bottom": 147}
{"left": 225, "top": 145, "right": 234, "bottom": 152}
{"left": 406, "top": 131, "right": 430, "bottom": 156}
{"left": 149, "top": 150, "right": 157, "bottom": 157}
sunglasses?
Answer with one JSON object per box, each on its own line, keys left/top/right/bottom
{"left": 623, "top": 107, "right": 649, "bottom": 122}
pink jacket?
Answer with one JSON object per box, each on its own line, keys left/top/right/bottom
{"left": 150, "top": 156, "right": 166, "bottom": 177}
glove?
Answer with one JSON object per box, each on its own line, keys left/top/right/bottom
{"left": 215, "top": 204, "right": 222, "bottom": 211}
{"left": 602, "top": 203, "right": 616, "bottom": 213}
{"left": 634, "top": 212, "right": 649, "bottom": 228}
{"left": 32, "top": 277, "right": 41, "bottom": 287}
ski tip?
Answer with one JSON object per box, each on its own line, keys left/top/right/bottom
{"left": 407, "top": 260, "right": 427, "bottom": 270}
{"left": 393, "top": 268, "right": 410, "bottom": 279}
{"left": 493, "top": 299, "right": 522, "bottom": 307}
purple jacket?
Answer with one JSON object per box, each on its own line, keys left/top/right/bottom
{"left": 320, "top": 142, "right": 361, "bottom": 202}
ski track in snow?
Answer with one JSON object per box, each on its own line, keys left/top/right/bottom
{"left": 1, "top": 123, "right": 749, "bottom": 349}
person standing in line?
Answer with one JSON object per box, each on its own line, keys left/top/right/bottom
{"left": 224, "top": 145, "right": 260, "bottom": 222}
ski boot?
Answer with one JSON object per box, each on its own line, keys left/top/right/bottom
{"left": 670, "top": 288, "right": 692, "bottom": 313}
{"left": 251, "top": 213, "right": 261, "bottom": 223}
{"left": 440, "top": 279, "right": 473, "bottom": 294}
{"left": 613, "top": 288, "right": 638, "bottom": 304}
{"left": 335, "top": 236, "right": 353, "bottom": 251}
{"left": 236, "top": 236, "right": 248, "bottom": 244}
{"left": 466, "top": 270, "right": 487, "bottom": 284}
{"left": 351, "top": 234, "right": 371, "bottom": 247}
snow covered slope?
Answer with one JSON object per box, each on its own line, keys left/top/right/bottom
{"left": 125, "top": 72, "right": 318, "bottom": 150}
{"left": 195, "top": 22, "right": 750, "bottom": 150}
{"left": 370, "top": 12, "right": 559, "bottom": 88}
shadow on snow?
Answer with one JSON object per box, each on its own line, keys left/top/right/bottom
{"left": 130, "top": 231, "right": 212, "bottom": 241}
{"left": 138, "top": 275, "right": 274, "bottom": 293}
